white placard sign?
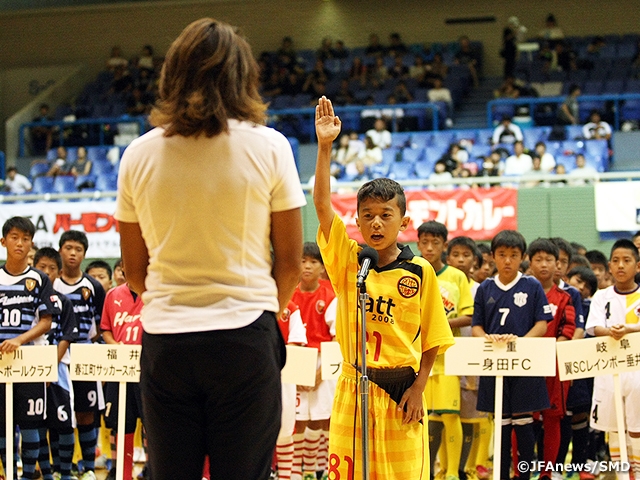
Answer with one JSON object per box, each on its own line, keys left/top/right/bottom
{"left": 0, "top": 346, "right": 58, "bottom": 383}
{"left": 282, "top": 345, "right": 318, "bottom": 387}
{"left": 70, "top": 344, "right": 141, "bottom": 382}
{"left": 556, "top": 332, "right": 640, "bottom": 381}
{"left": 320, "top": 341, "right": 343, "bottom": 380}
{"left": 444, "top": 337, "right": 556, "bottom": 377}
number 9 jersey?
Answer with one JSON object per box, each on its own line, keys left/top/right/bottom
{"left": 100, "top": 284, "right": 143, "bottom": 345}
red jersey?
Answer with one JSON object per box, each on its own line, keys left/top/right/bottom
{"left": 278, "top": 300, "right": 307, "bottom": 345}
{"left": 291, "top": 282, "right": 336, "bottom": 349}
{"left": 544, "top": 283, "right": 576, "bottom": 416}
{"left": 100, "top": 283, "right": 143, "bottom": 345}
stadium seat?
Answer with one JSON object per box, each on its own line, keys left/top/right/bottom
{"left": 92, "top": 161, "right": 114, "bottom": 176}
{"left": 53, "top": 176, "right": 77, "bottom": 194}
{"left": 30, "top": 163, "right": 51, "bottom": 179}
{"left": 414, "top": 160, "right": 436, "bottom": 179}
{"left": 95, "top": 174, "right": 118, "bottom": 192}
{"left": 75, "top": 175, "right": 96, "bottom": 191}
{"left": 409, "top": 132, "right": 431, "bottom": 148}
{"left": 388, "top": 161, "right": 415, "bottom": 180}
{"left": 86, "top": 146, "right": 109, "bottom": 162}
{"left": 32, "top": 176, "right": 54, "bottom": 194}
{"left": 390, "top": 132, "right": 412, "bottom": 148}
{"left": 401, "top": 147, "right": 425, "bottom": 163}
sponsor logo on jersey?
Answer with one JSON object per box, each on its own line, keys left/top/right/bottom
{"left": 543, "top": 304, "right": 552, "bottom": 314}
{"left": 439, "top": 287, "right": 456, "bottom": 316}
{"left": 487, "top": 297, "right": 496, "bottom": 304}
{"left": 315, "top": 299, "right": 326, "bottom": 314}
{"left": 513, "top": 292, "right": 528, "bottom": 307}
{"left": 549, "top": 303, "right": 558, "bottom": 317}
{"left": 50, "top": 294, "right": 62, "bottom": 310}
{"left": 113, "top": 311, "right": 141, "bottom": 327}
{"left": 81, "top": 287, "right": 91, "bottom": 301}
{"left": 114, "top": 299, "right": 122, "bottom": 307}
{"left": 635, "top": 304, "right": 640, "bottom": 319}
{"left": 25, "top": 279, "right": 36, "bottom": 291}
{"left": 397, "top": 276, "right": 419, "bottom": 298}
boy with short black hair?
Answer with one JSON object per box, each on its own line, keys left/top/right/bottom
{"left": 473, "top": 243, "right": 495, "bottom": 284}
{"left": 472, "top": 230, "right": 552, "bottom": 480}
{"left": 418, "top": 222, "right": 473, "bottom": 480}
{"left": 585, "top": 239, "right": 640, "bottom": 479}
{"left": 585, "top": 250, "right": 611, "bottom": 290}
{"left": 85, "top": 260, "right": 113, "bottom": 293}
{"left": 112, "top": 259, "right": 125, "bottom": 287}
{"left": 0, "top": 217, "right": 58, "bottom": 480}
{"left": 526, "top": 238, "right": 576, "bottom": 480}
{"left": 55, "top": 230, "right": 106, "bottom": 480}
{"left": 567, "top": 266, "right": 598, "bottom": 306}
{"left": 291, "top": 241, "right": 337, "bottom": 480}
{"left": 314, "top": 96, "right": 454, "bottom": 479}
{"left": 33, "top": 247, "right": 78, "bottom": 480}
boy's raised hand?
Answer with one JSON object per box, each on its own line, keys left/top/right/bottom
{"left": 315, "top": 96, "right": 341, "bottom": 144}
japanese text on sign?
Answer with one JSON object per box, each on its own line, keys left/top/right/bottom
{"left": 556, "top": 332, "right": 640, "bottom": 381}
{"left": 0, "top": 346, "right": 58, "bottom": 383}
{"left": 70, "top": 344, "right": 141, "bottom": 382}
{"left": 444, "top": 337, "right": 556, "bottom": 377}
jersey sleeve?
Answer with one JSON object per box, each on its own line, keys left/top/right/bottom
{"left": 270, "top": 133, "right": 307, "bottom": 213}
{"left": 585, "top": 289, "right": 607, "bottom": 336}
{"left": 287, "top": 308, "right": 308, "bottom": 345}
{"left": 471, "top": 283, "right": 487, "bottom": 329}
{"left": 325, "top": 296, "right": 337, "bottom": 338}
{"left": 457, "top": 272, "right": 474, "bottom": 317}
{"left": 100, "top": 288, "right": 114, "bottom": 332}
{"left": 91, "top": 277, "right": 106, "bottom": 326}
{"left": 38, "top": 274, "right": 61, "bottom": 318}
{"left": 316, "top": 215, "right": 359, "bottom": 296}
{"left": 59, "top": 296, "right": 79, "bottom": 343}
{"left": 568, "top": 288, "right": 585, "bottom": 329}
{"left": 420, "top": 261, "right": 455, "bottom": 354}
{"left": 558, "top": 293, "right": 576, "bottom": 340}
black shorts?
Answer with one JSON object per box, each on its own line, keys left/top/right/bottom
{"left": 104, "top": 382, "right": 143, "bottom": 433}
{"left": 72, "top": 380, "right": 104, "bottom": 413}
{"left": 0, "top": 383, "right": 46, "bottom": 428}
{"left": 477, "top": 376, "right": 550, "bottom": 415}
{"left": 566, "top": 377, "right": 594, "bottom": 412}
{"left": 46, "top": 382, "right": 74, "bottom": 431}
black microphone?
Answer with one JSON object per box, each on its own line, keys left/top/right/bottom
{"left": 357, "top": 247, "right": 379, "bottom": 288}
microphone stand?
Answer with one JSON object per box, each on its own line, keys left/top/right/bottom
{"left": 358, "top": 278, "right": 370, "bottom": 480}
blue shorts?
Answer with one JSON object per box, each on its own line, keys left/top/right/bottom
{"left": 566, "top": 377, "right": 593, "bottom": 412}
{"left": 477, "top": 376, "right": 549, "bottom": 415}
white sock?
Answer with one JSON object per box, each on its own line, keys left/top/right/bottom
{"left": 292, "top": 432, "right": 305, "bottom": 477}
{"left": 277, "top": 435, "right": 295, "bottom": 480}
{"left": 303, "top": 427, "right": 322, "bottom": 473}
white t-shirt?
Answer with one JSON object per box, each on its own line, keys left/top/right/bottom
{"left": 365, "top": 129, "right": 392, "bottom": 149}
{"left": 503, "top": 153, "right": 533, "bottom": 176}
{"left": 5, "top": 173, "right": 32, "bottom": 194}
{"left": 115, "top": 120, "right": 306, "bottom": 334}
{"left": 539, "top": 152, "right": 556, "bottom": 173}
{"left": 583, "top": 121, "right": 612, "bottom": 139}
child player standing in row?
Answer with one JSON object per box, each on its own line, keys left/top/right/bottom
{"left": 100, "top": 262, "right": 145, "bottom": 480}
{"left": 472, "top": 230, "right": 552, "bottom": 480}
{"left": 291, "top": 242, "right": 336, "bottom": 480}
{"left": 54, "top": 230, "right": 106, "bottom": 480}
{"left": 585, "top": 239, "right": 640, "bottom": 480}
{"left": 417, "top": 221, "right": 473, "bottom": 480}
{"left": 526, "top": 239, "right": 575, "bottom": 480}
{"left": 0, "top": 217, "right": 58, "bottom": 480}
{"left": 34, "top": 247, "right": 79, "bottom": 480}
{"left": 314, "top": 95, "right": 454, "bottom": 479}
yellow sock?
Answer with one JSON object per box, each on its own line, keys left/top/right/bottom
{"left": 475, "top": 417, "right": 492, "bottom": 469}
{"left": 465, "top": 422, "right": 480, "bottom": 472}
{"left": 442, "top": 413, "right": 463, "bottom": 477}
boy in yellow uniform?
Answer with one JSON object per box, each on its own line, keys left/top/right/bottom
{"left": 418, "top": 222, "right": 474, "bottom": 480}
{"left": 313, "top": 96, "right": 454, "bottom": 480}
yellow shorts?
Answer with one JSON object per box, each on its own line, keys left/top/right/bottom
{"left": 328, "top": 363, "right": 430, "bottom": 480}
{"left": 426, "top": 374, "right": 460, "bottom": 415}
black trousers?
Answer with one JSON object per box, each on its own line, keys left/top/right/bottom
{"left": 140, "top": 312, "right": 286, "bottom": 480}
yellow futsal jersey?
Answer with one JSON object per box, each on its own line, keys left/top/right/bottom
{"left": 317, "top": 216, "right": 454, "bottom": 371}
{"left": 585, "top": 284, "right": 640, "bottom": 333}
{"left": 431, "top": 265, "right": 474, "bottom": 375}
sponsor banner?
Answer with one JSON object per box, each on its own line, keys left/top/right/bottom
{"left": 331, "top": 187, "right": 517, "bottom": 243}
{"left": 594, "top": 182, "right": 640, "bottom": 232}
{"left": 0, "top": 201, "right": 119, "bottom": 259}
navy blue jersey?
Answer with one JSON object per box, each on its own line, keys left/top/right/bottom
{"left": 472, "top": 272, "right": 553, "bottom": 336}
{"left": 54, "top": 274, "right": 105, "bottom": 343}
{"left": 48, "top": 292, "right": 79, "bottom": 347}
{"left": 0, "top": 266, "right": 59, "bottom": 343}
{"left": 561, "top": 282, "right": 585, "bottom": 330}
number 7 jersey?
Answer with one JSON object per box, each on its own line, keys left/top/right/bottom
{"left": 100, "top": 283, "right": 143, "bottom": 345}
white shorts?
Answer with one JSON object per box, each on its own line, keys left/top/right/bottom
{"left": 590, "top": 371, "right": 640, "bottom": 432}
{"left": 279, "top": 382, "right": 297, "bottom": 438}
{"left": 296, "top": 378, "right": 336, "bottom": 422}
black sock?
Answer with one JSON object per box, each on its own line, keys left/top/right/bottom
{"left": 513, "top": 416, "right": 535, "bottom": 480}
{"left": 429, "top": 419, "right": 444, "bottom": 477}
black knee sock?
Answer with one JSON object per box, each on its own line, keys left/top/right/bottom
{"left": 429, "top": 419, "right": 444, "bottom": 478}
{"left": 571, "top": 418, "right": 590, "bottom": 465}
{"left": 459, "top": 422, "right": 474, "bottom": 477}
{"left": 556, "top": 415, "right": 572, "bottom": 464}
{"left": 513, "top": 416, "right": 535, "bottom": 480}
{"left": 501, "top": 422, "right": 513, "bottom": 480}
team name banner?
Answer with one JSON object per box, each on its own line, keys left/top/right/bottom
{"left": 331, "top": 187, "right": 517, "bottom": 243}
{"left": 556, "top": 332, "right": 640, "bottom": 381}
{"left": 0, "top": 201, "right": 119, "bottom": 259}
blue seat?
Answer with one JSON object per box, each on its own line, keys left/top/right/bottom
{"left": 430, "top": 131, "right": 456, "bottom": 147}
{"left": 95, "top": 174, "right": 118, "bottom": 191}
{"left": 409, "top": 132, "right": 431, "bottom": 148}
{"left": 75, "top": 175, "right": 96, "bottom": 191}
{"left": 92, "top": 161, "right": 113, "bottom": 176}
{"left": 30, "top": 162, "right": 51, "bottom": 179}
{"left": 388, "top": 161, "right": 415, "bottom": 180}
{"left": 566, "top": 125, "right": 585, "bottom": 140}
{"left": 32, "top": 176, "right": 55, "bottom": 194}
{"left": 390, "top": 133, "right": 412, "bottom": 149}
{"left": 584, "top": 140, "right": 608, "bottom": 160}
{"left": 425, "top": 146, "right": 448, "bottom": 163}
{"left": 401, "top": 147, "right": 424, "bottom": 163}
{"left": 53, "top": 176, "right": 77, "bottom": 194}
{"left": 414, "top": 160, "right": 436, "bottom": 179}
{"left": 470, "top": 145, "right": 492, "bottom": 159}
{"left": 381, "top": 147, "right": 400, "bottom": 165}
{"left": 86, "top": 146, "right": 109, "bottom": 162}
